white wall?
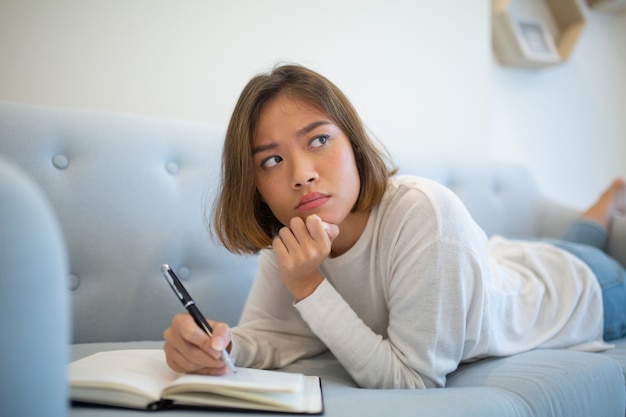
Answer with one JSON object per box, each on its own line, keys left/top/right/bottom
{"left": 0, "top": 0, "right": 624, "bottom": 208}
{"left": 490, "top": 9, "right": 626, "bottom": 208}
{"left": 0, "top": 0, "right": 490, "bottom": 156}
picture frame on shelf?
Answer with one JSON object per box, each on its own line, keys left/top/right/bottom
{"left": 511, "top": 16, "right": 560, "bottom": 64}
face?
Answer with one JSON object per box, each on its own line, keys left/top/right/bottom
{"left": 252, "top": 95, "right": 361, "bottom": 229}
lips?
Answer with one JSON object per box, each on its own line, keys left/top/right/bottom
{"left": 296, "top": 192, "right": 330, "bottom": 211}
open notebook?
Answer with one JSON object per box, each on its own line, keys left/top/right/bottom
{"left": 69, "top": 349, "right": 323, "bottom": 414}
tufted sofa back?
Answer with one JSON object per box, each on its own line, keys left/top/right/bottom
{"left": 0, "top": 101, "right": 258, "bottom": 343}
{"left": 393, "top": 156, "right": 578, "bottom": 239}
{"left": 2, "top": 101, "right": 624, "bottom": 343}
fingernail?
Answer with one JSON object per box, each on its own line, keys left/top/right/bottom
{"left": 212, "top": 336, "right": 225, "bottom": 351}
{"left": 322, "top": 222, "right": 332, "bottom": 232}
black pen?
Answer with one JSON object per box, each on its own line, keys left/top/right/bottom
{"left": 161, "top": 264, "right": 237, "bottom": 373}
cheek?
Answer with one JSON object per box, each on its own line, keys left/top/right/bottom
{"left": 335, "top": 148, "right": 360, "bottom": 182}
{"left": 255, "top": 171, "right": 278, "bottom": 194}
{"left": 256, "top": 182, "right": 274, "bottom": 205}
{"left": 256, "top": 179, "right": 287, "bottom": 216}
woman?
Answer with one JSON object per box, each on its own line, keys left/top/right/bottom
{"left": 163, "top": 64, "right": 626, "bottom": 389}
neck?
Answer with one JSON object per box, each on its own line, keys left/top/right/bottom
{"left": 329, "top": 210, "right": 370, "bottom": 258}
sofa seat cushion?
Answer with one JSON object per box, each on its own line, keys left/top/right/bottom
{"left": 448, "top": 349, "right": 624, "bottom": 416}
{"left": 70, "top": 342, "right": 625, "bottom": 417}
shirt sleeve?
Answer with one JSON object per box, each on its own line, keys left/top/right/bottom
{"left": 295, "top": 239, "right": 487, "bottom": 389}
{"left": 297, "top": 181, "right": 491, "bottom": 389}
{"left": 230, "top": 250, "right": 327, "bottom": 369}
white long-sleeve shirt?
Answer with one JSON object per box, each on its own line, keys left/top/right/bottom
{"left": 230, "top": 176, "right": 608, "bottom": 389}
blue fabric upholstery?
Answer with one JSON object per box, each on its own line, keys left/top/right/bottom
{"left": 0, "top": 157, "right": 69, "bottom": 417}
{"left": 2, "top": 100, "right": 626, "bottom": 417}
{"left": 0, "top": 101, "right": 259, "bottom": 343}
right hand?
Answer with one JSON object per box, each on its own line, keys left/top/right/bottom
{"left": 163, "top": 314, "right": 232, "bottom": 375}
{"left": 272, "top": 215, "right": 340, "bottom": 301}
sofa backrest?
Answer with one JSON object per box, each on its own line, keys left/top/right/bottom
{"left": 393, "top": 155, "right": 572, "bottom": 239}
{"left": 0, "top": 101, "right": 259, "bottom": 343}
{"left": 0, "top": 101, "right": 587, "bottom": 343}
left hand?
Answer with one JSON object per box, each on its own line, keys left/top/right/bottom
{"left": 272, "top": 214, "right": 339, "bottom": 301}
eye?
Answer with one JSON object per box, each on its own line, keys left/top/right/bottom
{"left": 309, "top": 135, "right": 329, "bottom": 149}
{"left": 260, "top": 155, "right": 283, "bottom": 168}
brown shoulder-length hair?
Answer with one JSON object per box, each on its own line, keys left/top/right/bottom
{"left": 212, "top": 64, "right": 395, "bottom": 254}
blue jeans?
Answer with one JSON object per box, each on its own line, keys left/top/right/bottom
{"left": 547, "top": 219, "right": 626, "bottom": 341}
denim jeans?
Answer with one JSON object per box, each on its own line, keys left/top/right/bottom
{"left": 547, "top": 219, "right": 626, "bottom": 341}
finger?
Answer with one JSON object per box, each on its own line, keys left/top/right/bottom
{"left": 172, "top": 313, "right": 210, "bottom": 347}
{"left": 288, "top": 217, "right": 310, "bottom": 243}
{"left": 207, "top": 321, "right": 232, "bottom": 357}
{"left": 272, "top": 234, "right": 288, "bottom": 256}
{"left": 163, "top": 314, "right": 224, "bottom": 372}
{"left": 163, "top": 315, "right": 210, "bottom": 362}
{"left": 302, "top": 213, "right": 340, "bottom": 241}
{"left": 305, "top": 215, "right": 339, "bottom": 243}
{"left": 277, "top": 225, "right": 300, "bottom": 252}
{"left": 305, "top": 215, "right": 328, "bottom": 242}
{"left": 164, "top": 331, "right": 223, "bottom": 374}
{"left": 164, "top": 338, "right": 223, "bottom": 374}
{"left": 322, "top": 221, "right": 340, "bottom": 241}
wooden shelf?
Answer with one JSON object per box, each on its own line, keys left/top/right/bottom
{"left": 587, "top": 0, "right": 626, "bottom": 13}
{"left": 492, "top": 0, "right": 586, "bottom": 69}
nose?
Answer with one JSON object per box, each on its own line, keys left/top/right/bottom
{"left": 292, "top": 158, "right": 319, "bottom": 188}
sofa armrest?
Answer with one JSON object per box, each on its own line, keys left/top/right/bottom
{"left": 541, "top": 200, "right": 626, "bottom": 269}
{"left": 0, "top": 158, "right": 69, "bottom": 417}
{"left": 537, "top": 198, "right": 581, "bottom": 239}
{"left": 608, "top": 216, "right": 626, "bottom": 269}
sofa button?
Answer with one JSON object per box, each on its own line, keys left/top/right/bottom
{"left": 52, "top": 154, "right": 69, "bottom": 170}
{"left": 177, "top": 266, "right": 191, "bottom": 281}
{"left": 67, "top": 274, "right": 80, "bottom": 290}
{"left": 165, "top": 161, "right": 179, "bottom": 175}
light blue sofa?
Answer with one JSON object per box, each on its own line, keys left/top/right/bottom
{"left": 2, "top": 100, "right": 626, "bottom": 417}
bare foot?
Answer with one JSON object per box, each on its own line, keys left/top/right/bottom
{"left": 581, "top": 178, "right": 626, "bottom": 230}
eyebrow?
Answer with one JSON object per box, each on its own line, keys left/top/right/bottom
{"left": 251, "top": 142, "right": 278, "bottom": 156}
{"left": 252, "top": 120, "right": 332, "bottom": 156}
{"left": 296, "top": 120, "right": 331, "bottom": 138}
